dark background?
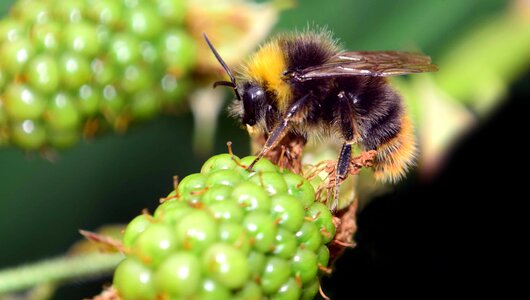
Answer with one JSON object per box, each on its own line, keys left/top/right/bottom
{"left": 0, "top": 0, "right": 524, "bottom": 298}
{"left": 325, "top": 69, "right": 528, "bottom": 299}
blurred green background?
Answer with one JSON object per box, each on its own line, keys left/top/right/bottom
{"left": 0, "top": 0, "right": 525, "bottom": 298}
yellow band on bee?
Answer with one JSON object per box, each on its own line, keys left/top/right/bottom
{"left": 243, "top": 41, "right": 292, "bottom": 112}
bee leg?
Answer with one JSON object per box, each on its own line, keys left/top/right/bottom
{"left": 248, "top": 94, "right": 311, "bottom": 170}
{"left": 332, "top": 91, "right": 356, "bottom": 212}
{"left": 333, "top": 143, "right": 352, "bottom": 212}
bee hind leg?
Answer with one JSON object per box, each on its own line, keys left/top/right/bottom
{"left": 331, "top": 91, "right": 356, "bottom": 212}
{"left": 333, "top": 142, "right": 353, "bottom": 212}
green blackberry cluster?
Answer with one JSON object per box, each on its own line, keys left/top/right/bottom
{"left": 0, "top": 0, "right": 195, "bottom": 149}
{"left": 114, "top": 154, "right": 335, "bottom": 300}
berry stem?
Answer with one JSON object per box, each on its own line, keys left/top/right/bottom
{"left": 0, "top": 253, "right": 123, "bottom": 294}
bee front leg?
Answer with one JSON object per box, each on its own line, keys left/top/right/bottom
{"left": 248, "top": 94, "right": 311, "bottom": 170}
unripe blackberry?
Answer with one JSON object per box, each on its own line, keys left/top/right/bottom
{"left": 114, "top": 154, "right": 336, "bottom": 299}
{"left": 0, "top": 0, "right": 197, "bottom": 150}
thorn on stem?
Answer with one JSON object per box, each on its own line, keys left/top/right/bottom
{"left": 173, "top": 175, "right": 179, "bottom": 190}
{"left": 319, "top": 284, "right": 331, "bottom": 300}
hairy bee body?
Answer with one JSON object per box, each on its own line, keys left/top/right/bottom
{"left": 204, "top": 30, "right": 436, "bottom": 209}
{"left": 230, "top": 32, "right": 416, "bottom": 181}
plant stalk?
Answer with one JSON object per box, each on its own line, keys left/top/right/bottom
{"left": 0, "top": 253, "right": 123, "bottom": 295}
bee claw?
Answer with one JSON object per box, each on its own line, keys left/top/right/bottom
{"left": 330, "top": 198, "right": 338, "bottom": 213}
{"left": 247, "top": 159, "right": 257, "bottom": 172}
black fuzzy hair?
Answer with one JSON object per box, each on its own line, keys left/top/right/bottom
{"left": 279, "top": 29, "right": 340, "bottom": 72}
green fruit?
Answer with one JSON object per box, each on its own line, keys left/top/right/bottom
{"left": 123, "top": 0, "right": 140, "bottom": 9}
{"left": 196, "top": 278, "right": 231, "bottom": 300}
{"left": 160, "top": 74, "right": 190, "bottom": 105}
{"left": 243, "top": 211, "right": 277, "bottom": 253}
{"left": 54, "top": 0, "right": 86, "bottom": 23}
{"left": 0, "top": 69, "right": 6, "bottom": 92}
{"left": 205, "top": 169, "right": 243, "bottom": 188}
{"left": 246, "top": 250, "right": 266, "bottom": 281}
{"left": 88, "top": 0, "right": 122, "bottom": 26}
{"left": 175, "top": 210, "right": 217, "bottom": 253}
{"left": 154, "top": 200, "right": 193, "bottom": 226}
{"left": 155, "top": 0, "right": 187, "bottom": 25}
{"left": 284, "top": 173, "right": 316, "bottom": 209}
{"left": 0, "top": 38, "right": 34, "bottom": 75}
{"left": 77, "top": 84, "right": 101, "bottom": 116}
{"left": 123, "top": 214, "right": 151, "bottom": 248}
{"left": 201, "top": 185, "right": 232, "bottom": 205}
{"left": 63, "top": 22, "right": 100, "bottom": 57}
{"left": 317, "top": 245, "right": 330, "bottom": 270}
{"left": 271, "top": 278, "right": 302, "bottom": 300}
{"left": 30, "top": 22, "right": 61, "bottom": 52}
{"left": 120, "top": 64, "right": 152, "bottom": 93}
{"left": 201, "top": 153, "right": 240, "bottom": 174}
{"left": 271, "top": 194, "right": 305, "bottom": 232}
{"left": 177, "top": 173, "right": 207, "bottom": 195}
{"left": 232, "top": 182, "right": 271, "bottom": 212}
{"left": 113, "top": 258, "right": 156, "bottom": 300}
{"left": 139, "top": 41, "right": 160, "bottom": 64}
{"left": 10, "top": 119, "right": 46, "bottom": 149}
{"left": 130, "top": 91, "right": 161, "bottom": 120}
{"left": 45, "top": 93, "right": 81, "bottom": 130}
{"left": 4, "top": 84, "right": 46, "bottom": 120}
{"left": 133, "top": 223, "right": 177, "bottom": 267}
{"left": 306, "top": 202, "right": 336, "bottom": 244}
{"left": 114, "top": 154, "right": 330, "bottom": 298}
{"left": 301, "top": 278, "right": 320, "bottom": 300}
{"left": 90, "top": 58, "right": 116, "bottom": 86}
{"left": 218, "top": 222, "right": 250, "bottom": 253}
{"left": 295, "top": 222, "right": 322, "bottom": 252}
{"left": 261, "top": 257, "right": 291, "bottom": 294}
{"left": 125, "top": 5, "right": 164, "bottom": 39}
{"left": 249, "top": 171, "right": 288, "bottom": 196}
{"left": 100, "top": 84, "right": 125, "bottom": 116}
{"left": 291, "top": 248, "right": 318, "bottom": 284}
{"left": 16, "top": 1, "right": 50, "bottom": 24}
{"left": 155, "top": 252, "right": 201, "bottom": 297}
{"left": 159, "top": 30, "right": 197, "bottom": 76}
{"left": 209, "top": 200, "right": 245, "bottom": 223}
{"left": 0, "top": 0, "right": 198, "bottom": 151}
{"left": 177, "top": 173, "right": 207, "bottom": 203}
{"left": 234, "top": 281, "right": 262, "bottom": 300}
{"left": 59, "top": 52, "right": 91, "bottom": 90}
{"left": 109, "top": 33, "right": 140, "bottom": 66}
{"left": 273, "top": 229, "right": 298, "bottom": 260}
{"left": 0, "top": 19, "right": 25, "bottom": 43}
{"left": 240, "top": 155, "right": 278, "bottom": 173}
{"left": 202, "top": 243, "right": 249, "bottom": 289}
{"left": 26, "top": 54, "right": 59, "bottom": 94}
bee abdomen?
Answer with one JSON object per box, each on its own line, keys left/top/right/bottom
{"left": 372, "top": 114, "right": 417, "bottom": 182}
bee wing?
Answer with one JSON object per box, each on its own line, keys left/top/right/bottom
{"left": 288, "top": 51, "right": 438, "bottom": 81}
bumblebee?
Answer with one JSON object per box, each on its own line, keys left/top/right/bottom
{"left": 204, "top": 31, "right": 437, "bottom": 211}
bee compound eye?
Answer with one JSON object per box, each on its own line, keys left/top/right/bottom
{"left": 241, "top": 83, "right": 266, "bottom": 126}
{"left": 245, "top": 85, "right": 265, "bottom": 103}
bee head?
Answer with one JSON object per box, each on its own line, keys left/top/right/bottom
{"left": 203, "top": 33, "right": 267, "bottom": 128}
{"left": 241, "top": 82, "right": 266, "bottom": 126}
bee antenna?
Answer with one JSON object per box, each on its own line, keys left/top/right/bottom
{"left": 213, "top": 81, "right": 236, "bottom": 89}
{"left": 203, "top": 33, "right": 242, "bottom": 101}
